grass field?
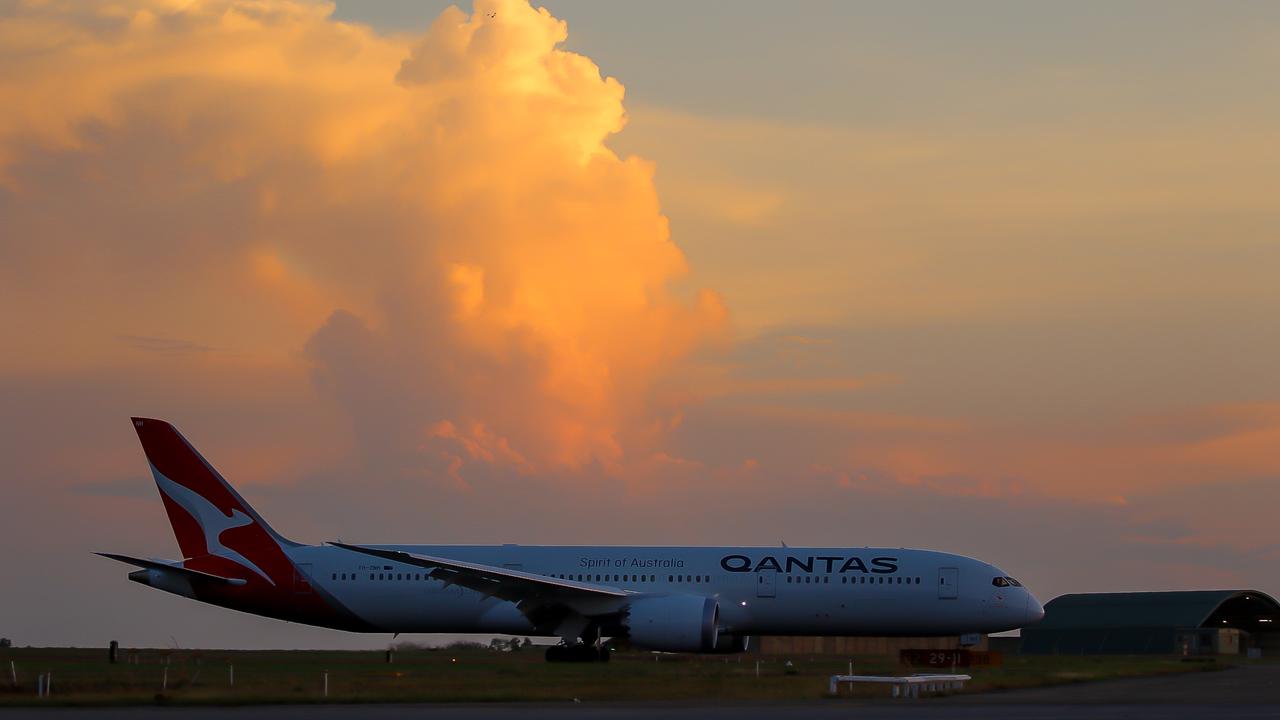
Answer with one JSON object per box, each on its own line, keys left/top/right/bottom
{"left": 0, "top": 646, "right": 1236, "bottom": 706}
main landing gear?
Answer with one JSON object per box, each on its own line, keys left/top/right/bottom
{"left": 545, "top": 643, "right": 611, "bottom": 663}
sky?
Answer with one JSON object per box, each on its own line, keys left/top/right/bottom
{"left": 1, "top": 0, "right": 1278, "bottom": 649}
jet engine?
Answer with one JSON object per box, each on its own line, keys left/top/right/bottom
{"left": 622, "top": 594, "right": 719, "bottom": 652}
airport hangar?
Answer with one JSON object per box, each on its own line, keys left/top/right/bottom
{"left": 1020, "top": 589, "right": 1280, "bottom": 655}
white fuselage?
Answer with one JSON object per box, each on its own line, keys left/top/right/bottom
{"left": 285, "top": 544, "right": 1043, "bottom": 637}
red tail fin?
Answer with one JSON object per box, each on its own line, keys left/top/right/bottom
{"left": 131, "top": 418, "right": 297, "bottom": 586}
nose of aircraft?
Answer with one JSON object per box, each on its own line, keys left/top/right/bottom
{"left": 1025, "top": 593, "right": 1045, "bottom": 625}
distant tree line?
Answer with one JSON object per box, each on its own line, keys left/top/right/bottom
{"left": 392, "top": 637, "right": 534, "bottom": 652}
{"left": 487, "top": 637, "right": 534, "bottom": 651}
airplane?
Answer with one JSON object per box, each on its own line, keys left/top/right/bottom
{"left": 101, "top": 417, "right": 1045, "bottom": 661}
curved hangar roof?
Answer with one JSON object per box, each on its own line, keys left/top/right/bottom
{"left": 1038, "top": 590, "right": 1280, "bottom": 631}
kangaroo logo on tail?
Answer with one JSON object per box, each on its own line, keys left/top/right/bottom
{"left": 132, "top": 417, "right": 297, "bottom": 587}
{"left": 151, "top": 468, "right": 275, "bottom": 585}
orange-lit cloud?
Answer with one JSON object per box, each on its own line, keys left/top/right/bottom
{"left": 0, "top": 0, "right": 725, "bottom": 475}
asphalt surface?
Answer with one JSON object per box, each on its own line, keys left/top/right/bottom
{"left": 944, "top": 661, "right": 1280, "bottom": 705}
{"left": 2, "top": 664, "right": 1278, "bottom": 719}
{"left": 3, "top": 703, "right": 1278, "bottom": 720}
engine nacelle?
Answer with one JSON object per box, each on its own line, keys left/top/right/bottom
{"left": 623, "top": 594, "right": 719, "bottom": 652}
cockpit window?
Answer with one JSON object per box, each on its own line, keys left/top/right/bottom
{"left": 992, "top": 577, "right": 1010, "bottom": 587}
{"left": 1007, "top": 577, "right": 1022, "bottom": 587}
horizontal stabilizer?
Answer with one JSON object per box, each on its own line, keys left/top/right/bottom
{"left": 96, "top": 552, "right": 247, "bottom": 586}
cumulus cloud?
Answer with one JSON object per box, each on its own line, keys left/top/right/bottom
{"left": 0, "top": 0, "right": 726, "bottom": 478}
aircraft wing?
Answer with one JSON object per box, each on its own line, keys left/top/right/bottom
{"left": 96, "top": 552, "right": 248, "bottom": 586}
{"left": 328, "top": 542, "right": 631, "bottom": 622}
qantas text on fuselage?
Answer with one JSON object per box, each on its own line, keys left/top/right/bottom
{"left": 100, "top": 418, "right": 1045, "bottom": 660}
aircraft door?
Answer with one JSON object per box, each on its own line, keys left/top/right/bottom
{"left": 938, "top": 567, "right": 958, "bottom": 599}
{"left": 756, "top": 570, "right": 776, "bottom": 598}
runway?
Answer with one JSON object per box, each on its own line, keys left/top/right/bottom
{"left": 3, "top": 664, "right": 1278, "bottom": 719}
{"left": 1, "top": 703, "right": 1277, "bottom": 720}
